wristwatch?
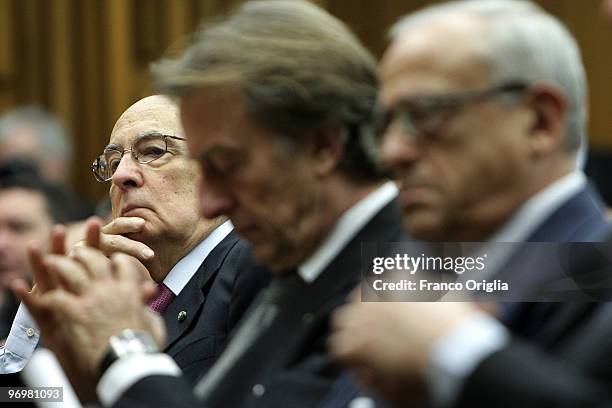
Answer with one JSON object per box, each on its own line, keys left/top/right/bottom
{"left": 98, "top": 329, "right": 159, "bottom": 379}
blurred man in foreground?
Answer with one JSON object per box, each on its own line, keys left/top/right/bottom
{"left": 379, "top": 0, "right": 605, "bottom": 246}
{"left": 16, "top": 1, "right": 404, "bottom": 407}
{"left": 330, "top": 1, "right": 612, "bottom": 406}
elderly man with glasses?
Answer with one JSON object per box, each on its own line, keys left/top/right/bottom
{"left": 327, "top": 1, "right": 612, "bottom": 407}
{"left": 2, "top": 95, "right": 268, "bottom": 392}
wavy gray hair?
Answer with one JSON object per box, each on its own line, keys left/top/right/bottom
{"left": 153, "top": 0, "right": 385, "bottom": 181}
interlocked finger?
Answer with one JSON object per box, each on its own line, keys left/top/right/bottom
{"left": 112, "top": 253, "right": 146, "bottom": 283}
{"left": 45, "top": 255, "right": 92, "bottom": 294}
{"left": 71, "top": 246, "right": 113, "bottom": 280}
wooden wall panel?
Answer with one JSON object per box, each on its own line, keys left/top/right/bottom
{"left": 551, "top": 0, "right": 612, "bottom": 148}
{"left": 0, "top": 0, "right": 15, "bottom": 111}
{"left": 327, "top": 0, "right": 430, "bottom": 59}
{"left": 71, "top": 0, "right": 107, "bottom": 200}
{"left": 166, "top": 0, "right": 191, "bottom": 41}
{"left": 49, "top": 0, "right": 75, "bottom": 130}
{"left": 0, "top": 0, "right": 610, "bottom": 204}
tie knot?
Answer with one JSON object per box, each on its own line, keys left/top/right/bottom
{"left": 148, "top": 283, "right": 176, "bottom": 314}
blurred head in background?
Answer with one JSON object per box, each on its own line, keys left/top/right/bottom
{"left": 0, "top": 160, "right": 71, "bottom": 297}
{"left": 0, "top": 106, "right": 74, "bottom": 184}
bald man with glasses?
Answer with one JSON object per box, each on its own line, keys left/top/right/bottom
{"left": 2, "top": 96, "right": 269, "bottom": 393}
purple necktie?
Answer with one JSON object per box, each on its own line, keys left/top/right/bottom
{"left": 148, "top": 283, "right": 176, "bottom": 314}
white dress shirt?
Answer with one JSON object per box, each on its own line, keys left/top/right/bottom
{"left": 98, "top": 181, "right": 399, "bottom": 407}
{"left": 0, "top": 220, "right": 233, "bottom": 375}
{"left": 0, "top": 304, "right": 40, "bottom": 374}
{"left": 163, "top": 220, "right": 234, "bottom": 295}
{"left": 427, "top": 171, "right": 588, "bottom": 407}
{"left": 298, "top": 181, "right": 399, "bottom": 282}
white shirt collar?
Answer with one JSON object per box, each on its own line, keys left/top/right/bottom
{"left": 298, "top": 181, "right": 399, "bottom": 283}
{"left": 489, "top": 171, "right": 586, "bottom": 243}
{"left": 163, "top": 220, "right": 234, "bottom": 295}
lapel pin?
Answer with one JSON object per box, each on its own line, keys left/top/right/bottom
{"left": 178, "top": 310, "right": 187, "bottom": 322}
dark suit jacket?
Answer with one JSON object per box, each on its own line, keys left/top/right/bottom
{"left": 318, "top": 185, "right": 612, "bottom": 408}
{"left": 458, "top": 295, "right": 612, "bottom": 408}
{"left": 455, "top": 187, "right": 612, "bottom": 407}
{"left": 499, "top": 186, "right": 610, "bottom": 331}
{"left": 162, "top": 231, "right": 270, "bottom": 384}
{"left": 527, "top": 184, "right": 610, "bottom": 242}
{"left": 112, "top": 199, "right": 406, "bottom": 408}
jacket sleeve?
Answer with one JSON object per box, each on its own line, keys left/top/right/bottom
{"left": 456, "top": 341, "right": 612, "bottom": 408}
{"left": 112, "top": 374, "right": 202, "bottom": 408}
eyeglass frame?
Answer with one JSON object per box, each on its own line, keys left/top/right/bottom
{"left": 378, "top": 81, "right": 530, "bottom": 141}
{"left": 91, "top": 132, "right": 187, "bottom": 182}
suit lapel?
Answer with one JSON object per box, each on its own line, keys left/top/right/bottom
{"left": 163, "top": 232, "right": 240, "bottom": 352}
{"left": 280, "top": 200, "right": 406, "bottom": 366}
{"left": 527, "top": 185, "right": 609, "bottom": 242}
{"left": 501, "top": 186, "right": 610, "bottom": 337}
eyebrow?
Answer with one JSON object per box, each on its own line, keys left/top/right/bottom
{"left": 104, "top": 131, "right": 182, "bottom": 151}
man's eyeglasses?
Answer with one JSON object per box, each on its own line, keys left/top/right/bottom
{"left": 91, "top": 133, "right": 186, "bottom": 182}
{"left": 379, "top": 82, "right": 529, "bottom": 139}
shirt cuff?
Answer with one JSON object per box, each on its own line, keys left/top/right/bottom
{"left": 97, "top": 353, "right": 182, "bottom": 407}
{"left": 4, "top": 304, "right": 40, "bottom": 357}
{"left": 425, "top": 313, "right": 510, "bottom": 408}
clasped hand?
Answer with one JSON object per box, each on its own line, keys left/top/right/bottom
{"left": 11, "top": 218, "right": 165, "bottom": 401}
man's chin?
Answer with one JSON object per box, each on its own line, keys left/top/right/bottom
{"left": 403, "top": 209, "right": 446, "bottom": 241}
{"left": 252, "top": 246, "right": 296, "bottom": 273}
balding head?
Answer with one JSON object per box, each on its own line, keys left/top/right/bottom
{"left": 379, "top": 0, "right": 583, "bottom": 241}
{"left": 97, "top": 95, "right": 223, "bottom": 282}
{"left": 112, "top": 95, "right": 181, "bottom": 139}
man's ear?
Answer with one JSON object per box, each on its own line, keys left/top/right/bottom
{"left": 525, "top": 83, "right": 568, "bottom": 156}
{"left": 309, "top": 126, "right": 345, "bottom": 177}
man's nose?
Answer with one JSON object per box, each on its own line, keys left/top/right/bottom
{"left": 111, "top": 154, "right": 144, "bottom": 189}
{"left": 380, "top": 125, "right": 422, "bottom": 171}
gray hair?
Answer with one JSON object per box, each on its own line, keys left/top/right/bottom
{"left": 0, "top": 106, "right": 73, "bottom": 162}
{"left": 391, "top": 0, "right": 587, "bottom": 153}
{"left": 153, "top": 0, "right": 384, "bottom": 181}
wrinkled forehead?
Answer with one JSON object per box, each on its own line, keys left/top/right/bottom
{"left": 109, "top": 96, "right": 182, "bottom": 146}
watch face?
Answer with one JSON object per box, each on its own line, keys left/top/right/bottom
{"left": 125, "top": 337, "right": 146, "bottom": 353}
{"left": 111, "top": 330, "right": 159, "bottom": 357}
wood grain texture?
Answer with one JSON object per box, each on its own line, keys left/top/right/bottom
{"left": 0, "top": 0, "right": 608, "bottom": 203}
